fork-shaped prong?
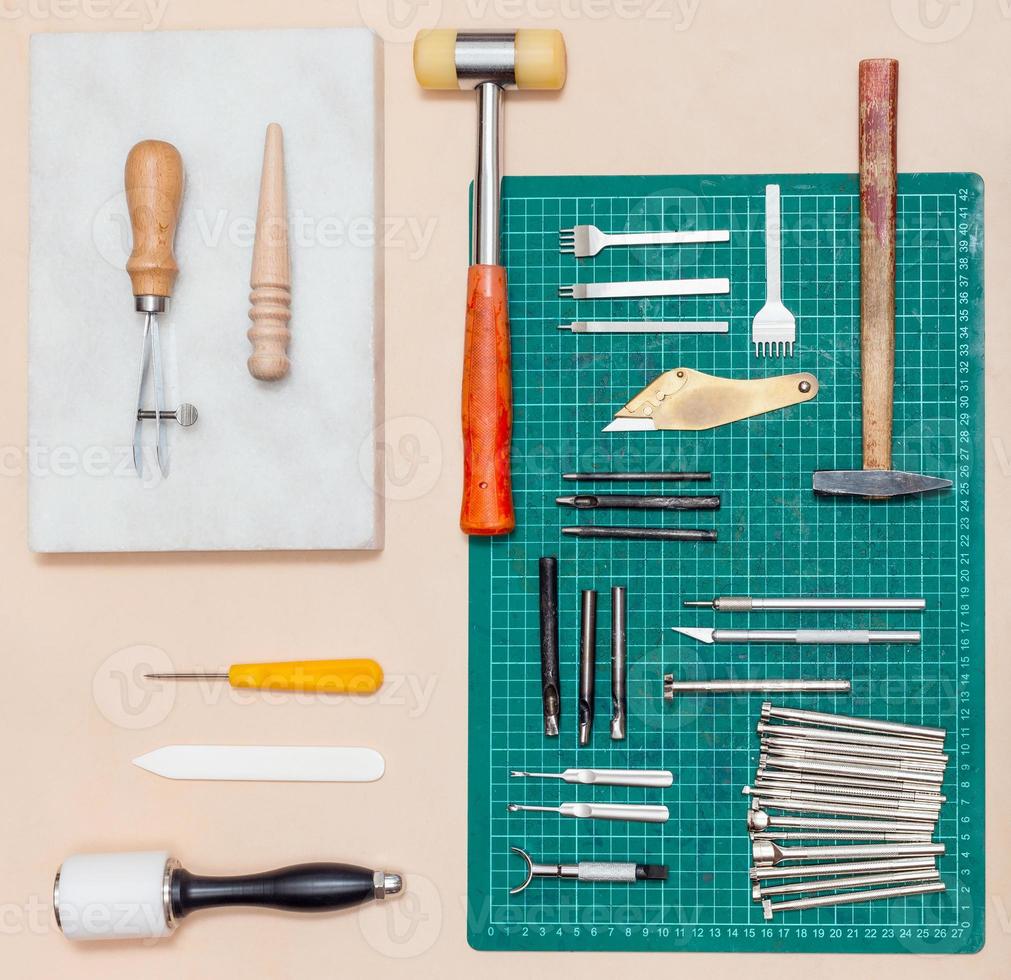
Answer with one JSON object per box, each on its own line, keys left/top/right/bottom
{"left": 559, "top": 224, "right": 729, "bottom": 258}
{"left": 751, "top": 185, "right": 797, "bottom": 357}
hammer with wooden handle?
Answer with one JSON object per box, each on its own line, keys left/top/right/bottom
{"left": 813, "top": 59, "right": 951, "bottom": 499}
{"left": 414, "top": 30, "right": 566, "bottom": 534}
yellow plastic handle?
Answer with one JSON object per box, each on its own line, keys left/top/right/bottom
{"left": 228, "top": 659, "right": 384, "bottom": 694}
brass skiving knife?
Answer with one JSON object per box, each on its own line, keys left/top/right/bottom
{"left": 604, "top": 368, "right": 818, "bottom": 432}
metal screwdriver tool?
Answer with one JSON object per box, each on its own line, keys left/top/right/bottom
{"left": 125, "top": 140, "right": 184, "bottom": 478}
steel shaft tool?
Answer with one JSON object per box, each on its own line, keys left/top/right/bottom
{"left": 414, "top": 30, "right": 566, "bottom": 534}
{"left": 813, "top": 60, "right": 951, "bottom": 499}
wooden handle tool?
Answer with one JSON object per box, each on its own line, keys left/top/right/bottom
{"left": 126, "top": 140, "right": 183, "bottom": 477}
{"left": 248, "top": 123, "right": 292, "bottom": 380}
{"left": 858, "top": 59, "right": 898, "bottom": 471}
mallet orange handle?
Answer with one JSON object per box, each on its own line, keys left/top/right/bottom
{"left": 461, "top": 263, "right": 515, "bottom": 535}
{"left": 228, "top": 659, "right": 384, "bottom": 694}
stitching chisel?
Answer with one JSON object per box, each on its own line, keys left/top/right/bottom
{"left": 145, "top": 658, "right": 383, "bottom": 693}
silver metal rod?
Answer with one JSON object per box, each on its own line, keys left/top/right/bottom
{"left": 145, "top": 672, "right": 229, "bottom": 681}
{"left": 578, "top": 590, "right": 597, "bottom": 747}
{"left": 749, "top": 856, "right": 937, "bottom": 881}
{"left": 685, "top": 596, "right": 926, "bottom": 612}
{"left": 754, "top": 768, "right": 946, "bottom": 798}
{"left": 709, "top": 628, "right": 920, "bottom": 644}
{"left": 752, "top": 796, "right": 937, "bottom": 823}
{"left": 752, "top": 840, "right": 944, "bottom": 867}
{"left": 510, "top": 768, "right": 673, "bottom": 789}
{"left": 756, "top": 776, "right": 942, "bottom": 805}
{"left": 748, "top": 809, "right": 935, "bottom": 834}
{"left": 561, "top": 321, "right": 730, "bottom": 334}
{"left": 757, "top": 721, "right": 946, "bottom": 753}
{"left": 610, "top": 586, "right": 627, "bottom": 741}
{"left": 473, "top": 81, "right": 502, "bottom": 265}
{"left": 761, "top": 752, "right": 943, "bottom": 784}
{"left": 761, "top": 702, "right": 946, "bottom": 742}
{"left": 764, "top": 745, "right": 946, "bottom": 772}
{"left": 762, "top": 880, "right": 945, "bottom": 919}
{"left": 663, "top": 675, "right": 850, "bottom": 700}
{"left": 754, "top": 868, "right": 940, "bottom": 901}
{"left": 751, "top": 831, "right": 932, "bottom": 843}
{"left": 761, "top": 736, "right": 947, "bottom": 766}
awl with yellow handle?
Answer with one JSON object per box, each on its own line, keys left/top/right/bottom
{"left": 414, "top": 30, "right": 566, "bottom": 535}
{"left": 145, "top": 658, "right": 383, "bottom": 694}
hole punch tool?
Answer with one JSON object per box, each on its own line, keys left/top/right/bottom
{"left": 413, "top": 29, "right": 566, "bottom": 535}
{"left": 125, "top": 140, "right": 185, "bottom": 478}
{"left": 508, "top": 847, "right": 667, "bottom": 895}
{"left": 54, "top": 851, "right": 402, "bottom": 942}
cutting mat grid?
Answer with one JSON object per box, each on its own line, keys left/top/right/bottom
{"left": 468, "top": 175, "right": 984, "bottom": 953}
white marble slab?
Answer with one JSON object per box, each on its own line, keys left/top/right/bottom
{"left": 29, "top": 28, "right": 383, "bottom": 552}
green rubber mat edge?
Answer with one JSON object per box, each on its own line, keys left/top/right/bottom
{"left": 468, "top": 173, "right": 984, "bottom": 954}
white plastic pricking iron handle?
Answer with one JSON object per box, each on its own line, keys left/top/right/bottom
{"left": 558, "top": 803, "right": 670, "bottom": 824}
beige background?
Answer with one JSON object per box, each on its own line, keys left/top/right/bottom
{"left": 0, "top": 0, "right": 1006, "bottom": 976}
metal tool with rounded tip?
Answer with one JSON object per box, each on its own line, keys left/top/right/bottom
{"left": 577, "top": 589, "right": 597, "bottom": 747}
{"left": 761, "top": 751, "right": 943, "bottom": 784}
{"left": 747, "top": 809, "right": 934, "bottom": 835}
{"left": 765, "top": 745, "right": 945, "bottom": 772}
{"left": 506, "top": 802, "right": 669, "bottom": 824}
{"left": 508, "top": 847, "right": 666, "bottom": 896}
{"left": 671, "top": 626, "right": 920, "bottom": 645}
{"left": 760, "top": 733, "right": 947, "bottom": 764}
{"left": 752, "top": 839, "right": 943, "bottom": 868}
{"left": 752, "top": 867, "right": 940, "bottom": 902}
{"left": 748, "top": 783, "right": 942, "bottom": 812}
{"left": 685, "top": 596, "right": 926, "bottom": 612}
{"left": 755, "top": 766, "right": 945, "bottom": 797}
{"left": 752, "top": 775, "right": 944, "bottom": 805}
{"left": 663, "top": 675, "right": 850, "bottom": 701}
{"left": 751, "top": 831, "right": 931, "bottom": 843}
{"left": 760, "top": 701, "right": 945, "bottom": 741}
{"left": 749, "top": 856, "right": 936, "bottom": 881}
{"left": 749, "top": 795, "right": 937, "bottom": 824}
{"left": 137, "top": 404, "right": 198, "bottom": 427}
{"left": 762, "top": 880, "right": 945, "bottom": 919}
{"left": 510, "top": 768, "right": 673, "bottom": 788}
{"left": 756, "top": 721, "right": 942, "bottom": 752}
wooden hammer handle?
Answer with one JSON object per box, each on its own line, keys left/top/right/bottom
{"left": 858, "top": 59, "right": 898, "bottom": 471}
{"left": 460, "top": 263, "right": 515, "bottom": 535}
{"left": 125, "top": 140, "right": 183, "bottom": 298}
{"left": 248, "top": 123, "right": 292, "bottom": 381}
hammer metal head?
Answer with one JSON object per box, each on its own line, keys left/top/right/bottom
{"left": 812, "top": 469, "right": 952, "bottom": 499}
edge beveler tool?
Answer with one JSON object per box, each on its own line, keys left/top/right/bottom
{"left": 414, "top": 29, "right": 566, "bottom": 535}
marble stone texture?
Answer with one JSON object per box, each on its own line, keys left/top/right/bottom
{"left": 29, "top": 28, "right": 384, "bottom": 551}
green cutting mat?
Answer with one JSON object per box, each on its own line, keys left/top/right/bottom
{"left": 468, "top": 173, "right": 984, "bottom": 954}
